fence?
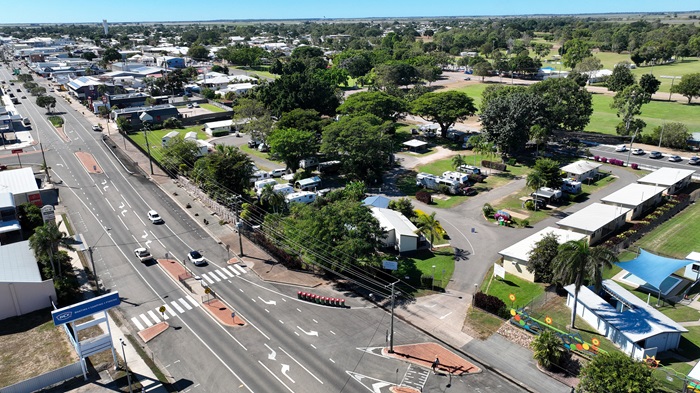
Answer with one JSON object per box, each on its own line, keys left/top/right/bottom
{"left": 175, "top": 176, "right": 236, "bottom": 224}
{"left": 0, "top": 361, "right": 83, "bottom": 393}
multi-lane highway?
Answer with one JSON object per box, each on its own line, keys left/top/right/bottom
{"left": 0, "top": 64, "right": 527, "bottom": 392}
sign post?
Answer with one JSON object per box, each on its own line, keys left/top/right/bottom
{"left": 11, "top": 148, "right": 23, "bottom": 168}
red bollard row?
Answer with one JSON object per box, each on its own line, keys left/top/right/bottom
{"left": 297, "top": 291, "right": 346, "bottom": 307}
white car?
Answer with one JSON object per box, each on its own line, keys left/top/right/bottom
{"left": 668, "top": 155, "right": 682, "bottom": 162}
{"left": 134, "top": 248, "right": 152, "bottom": 262}
{"left": 147, "top": 210, "right": 163, "bottom": 224}
{"left": 91, "top": 124, "right": 102, "bottom": 132}
{"left": 615, "top": 145, "right": 628, "bottom": 152}
{"left": 269, "top": 168, "right": 287, "bottom": 177}
{"left": 631, "top": 148, "right": 645, "bottom": 155}
{"left": 187, "top": 250, "right": 205, "bottom": 266}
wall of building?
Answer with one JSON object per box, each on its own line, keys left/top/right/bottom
{"left": 503, "top": 257, "right": 536, "bottom": 282}
{"left": 397, "top": 234, "right": 418, "bottom": 253}
{"left": 0, "top": 280, "right": 56, "bottom": 320}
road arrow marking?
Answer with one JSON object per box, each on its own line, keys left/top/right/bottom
{"left": 145, "top": 240, "right": 152, "bottom": 248}
{"left": 141, "top": 230, "right": 148, "bottom": 239}
{"left": 101, "top": 179, "right": 107, "bottom": 185}
{"left": 281, "top": 364, "right": 295, "bottom": 383}
{"left": 439, "top": 311, "right": 453, "bottom": 320}
{"left": 346, "top": 371, "right": 393, "bottom": 393}
{"left": 118, "top": 202, "right": 124, "bottom": 209}
{"left": 296, "top": 326, "right": 318, "bottom": 336}
{"left": 56, "top": 163, "right": 64, "bottom": 167}
{"left": 258, "top": 296, "right": 277, "bottom": 305}
{"left": 102, "top": 185, "right": 109, "bottom": 191}
{"left": 264, "top": 343, "right": 277, "bottom": 360}
{"left": 121, "top": 209, "right": 127, "bottom": 216}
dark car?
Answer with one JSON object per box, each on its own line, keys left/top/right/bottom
{"left": 649, "top": 151, "right": 663, "bottom": 159}
{"left": 461, "top": 187, "right": 477, "bottom": 196}
{"left": 689, "top": 156, "right": 700, "bottom": 166}
{"left": 247, "top": 140, "right": 259, "bottom": 148}
{"left": 525, "top": 198, "right": 547, "bottom": 209}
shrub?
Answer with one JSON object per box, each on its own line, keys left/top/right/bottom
{"left": 482, "top": 160, "right": 507, "bottom": 171}
{"left": 437, "top": 184, "right": 449, "bottom": 195}
{"left": 163, "top": 118, "right": 182, "bottom": 128}
{"left": 600, "top": 157, "right": 608, "bottom": 163}
{"left": 482, "top": 203, "right": 494, "bottom": 216}
{"left": 416, "top": 190, "right": 432, "bottom": 204}
{"left": 521, "top": 219, "right": 530, "bottom": 228}
{"left": 507, "top": 158, "right": 517, "bottom": 166}
{"left": 211, "top": 129, "right": 230, "bottom": 137}
{"left": 524, "top": 200, "right": 535, "bottom": 211}
{"left": 473, "top": 291, "right": 508, "bottom": 318}
{"left": 468, "top": 174, "right": 485, "bottom": 183}
{"left": 594, "top": 156, "right": 600, "bottom": 161}
{"left": 631, "top": 163, "right": 638, "bottom": 169}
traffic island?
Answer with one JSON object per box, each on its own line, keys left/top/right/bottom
{"left": 138, "top": 321, "right": 169, "bottom": 343}
{"left": 383, "top": 342, "right": 482, "bottom": 376}
{"left": 202, "top": 298, "right": 246, "bottom": 327}
{"left": 390, "top": 386, "right": 421, "bottom": 393}
{"left": 75, "top": 151, "right": 103, "bottom": 173}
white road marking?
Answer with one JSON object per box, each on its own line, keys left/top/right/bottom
{"left": 121, "top": 195, "right": 132, "bottom": 208}
{"left": 186, "top": 296, "right": 199, "bottom": 308}
{"left": 296, "top": 326, "right": 319, "bottom": 336}
{"left": 202, "top": 273, "right": 215, "bottom": 284}
{"left": 281, "top": 364, "right": 295, "bottom": 383}
{"left": 233, "top": 264, "right": 246, "bottom": 274}
{"left": 228, "top": 265, "right": 241, "bottom": 276}
{"left": 310, "top": 344, "right": 316, "bottom": 349}
{"left": 222, "top": 268, "right": 235, "bottom": 278}
{"left": 162, "top": 305, "right": 177, "bottom": 317}
{"left": 439, "top": 312, "right": 453, "bottom": 320}
{"left": 329, "top": 358, "right": 335, "bottom": 363}
{"left": 131, "top": 317, "right": 145, "bottom": 331}
{"left": 179, "top": 298, "right": 193, "bottom": 310}
{"left": 105, "top": 198, "right": 116, "bottom": 212}
{"left": 170, "top": 301, "right": 185, "bottom": 314}
{"left": 312, "top": 319, "right": 318, "bottom": 323}
{"left": 257, "top": 361, "right": 295, "bottom": 393}
{"left": 140, "top": 314, "right": 153, "bottom": 327}
{"left": 279, "top": 320, "right": 284, "bottom": 324}
{"left": 158, "top": 310, "right": 169, "bottom": 320}
{"left": 278, "top": 346, "right": 324, "bottom": 384}
{"left": 330, "top": 331, "right": 336, "bottom": 335}
{"left": 215, "top": 270, "right": 228, "bottom": 280}
{"left": 147, "top": 310, "right": 161, "bottom": 324}
{"left": 258, "top": 297, "right": 276, "bottom": 305}
{"left": 265, "top": 344, "right": 277, "bottom": 360}
{"left": 209, "top": 272, "right": 222, "bottom": 282}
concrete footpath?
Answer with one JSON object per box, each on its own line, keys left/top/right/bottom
{"left": 55, "top": 97, "right": 568, "bottom": 391}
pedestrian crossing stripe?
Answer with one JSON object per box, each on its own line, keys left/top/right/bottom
{"left": 215, "top": 270, "right": 228, "bottom": 280}
{"left": 210, "top": 272, "right": 222, "bottom": 282}
{"left": 222, "top": 268, "right": 234, "bottom": 278}
{"left": 131, "top": 297, "right": 203, "bottom": 331}
{"left": 170, "top": 300, "right": 185, "bottom": 313}
{"left": 202, "top": 273, "right": 215, "bottom": 284}
{"left": 140, "top": 314, "right": 153, "bottom": 327}
{"left": 228, "top": 265, "right": 241, "bottom": 276}
{"left": 186, "top": 295, "right": 199, "bottom": 308}
{"left": 179, "top": 298, "right": 192, "bottom": 310}
{"left": 233, "top": 264, "right": 246, "bottom": 274}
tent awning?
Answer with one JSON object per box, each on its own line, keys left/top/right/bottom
{"left": 616, "top": 249, "right": 696, "bottom": 290}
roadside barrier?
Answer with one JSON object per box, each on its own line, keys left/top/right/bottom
{"left": 298, "top": 291, "right": 345, "bottom": 308}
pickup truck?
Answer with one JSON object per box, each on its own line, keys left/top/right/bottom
{"left": 134, "top": 248, "right": 153, "bottom": 262}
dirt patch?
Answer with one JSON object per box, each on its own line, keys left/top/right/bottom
{"left": 0, "top": 308, "right": 77, "bottom": 387}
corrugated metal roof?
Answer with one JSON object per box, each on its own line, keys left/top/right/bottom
{"left": 556, "top": 203, "right": 629, "bottom": 233}
{"left": 0, "top": 167, "right": 38, "bottom": 195}
{"left": 0, "top": 241, "right": 42, "bottom": 283}
{"left": 637, "top": 167, "right": 695, "bottom": 187}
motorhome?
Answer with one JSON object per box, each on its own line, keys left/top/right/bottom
{"left": 416, "top": 173, "right": 460, "bottom": 195}
{"left": 442, "top": 171, "right": 470, "bottom": 184}
{"left": 250, "top": 170, "right": 271, "bottom": 183}
{"left": 299, "top": 157, "right": 319, "bottom": 169}
{"left": 285, "top": 191, "right": 317, "bottom": 204}
{"left": 254, "top": 178, "right": 277, "bottom": 193}
{"left": 295, "top": 176, "right": 322, "bottom": 191}
{"left": 457, "top": 164, "right": 482, "bottom": 176}
{"left": 561, "top": 179, "right": 582, "bottom": 194}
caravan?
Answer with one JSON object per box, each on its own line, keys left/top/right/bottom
{"left": 416, "top": 173, "right": 461, "bottom": 195}
{"left": 457, "top": 164, "right": 482, "bottom": 176}
{"left": 295, "top": 176, "right": 322, "bottom": 191}
{"left": 442, "top": 171, "right": 470, "bottom": 184}
{"left": 285, "top": 191, "right": 317, "bottom": 205}
{"left": 254, "top": 178, "right": 277, "bottom": 194}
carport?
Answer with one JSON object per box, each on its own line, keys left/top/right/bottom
{"left": 403, "top": 139, "right": 429, "bottom": 153}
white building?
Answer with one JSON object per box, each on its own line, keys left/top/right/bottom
{"left": 0, "top": 241, "right": 57, "bottom": 320}
{"left": 560, "top": 160, "right": 602, "bottom": 182}
{"left": 499, "top": 227, "right": 587, "bottom": 282}
{"left": 370, "top": 207, "right": 419, "bottom": 253}
{"left": 556, "top": 203, "right": 629, "bottom": 244}
{"left": 600, "top": 183, "right": 666, "bottom": 220}
{"left": 637, "top": 167, "right": 695, "bottom": 195}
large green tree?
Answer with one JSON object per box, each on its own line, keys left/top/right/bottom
{"left": 188, "top": 45, "right": 209, "bottom": 61}
{"left": 373, "top": 62, "right": 419, "bottom": 89}
{"left": 528, "top": 78, "right": 592, "bottom": 132}
{"left": 411, "top": 91, "right": 477, "bottom": 138}
{"left": 338, "top": 91, "right": 407, "bottom": 123}
{"left": 606, "top": 63, "right": 636, "bottom": 92}
{"left": 671, "top": 72, "right": 700, "bottom": 104}
{"left": 102, "top": 47, "right": 121, "bottom": 63}
{"left": 416, "top": 212, "right": 441, "bottom": 247}
{"left": 276, "top": 108, "right": 326, "bottom": 134}
{"left": 36, "top": 95, "right": 56, "bottom": 114}
{"left": 531, "top": 330, "right": 564, "bottom": 370}
{"left": 526, "top": 232, "right": 560, "bottom": 282}
{"left": 321, "top": 114, "right": 391, "bottom": 182}
{"left": 649, "top": 122, "right": 691, "bottom": 149}
{"left": 578, "top": 352, "right": 657, "bottom": 393}
{"left": 29, "top": 223, "right": 74, "bottom": 278}
{"left": 193, "top": 145, "right": 253, "bottom": 197}
{"left": 610, "top": 84, "right": 650, "bottom": 136}
{"left": 480, "top": 90, "right": 547, "bottom": 157}
{"left": 552, "top": 239, "right": 617, "bottom": 328}
{"left": 532, "top": 158, "right": 563, "bottom": 189}
{"left": 233, "top": 98, "right": 274, "bottom": 143}
{"left": 161, "top": 136, "right": 201, "bottom": 174}
{"left": 257, "top": 71, "right": 340, "bottom": 116}
{"left": 561, "top": 39, "right": 592, "bottom": 68}
{"left": 267, "top": 128, "right": 318, "bottom": 172}
{"left": 638, "top": 73, "right": 661, "bottom": 96}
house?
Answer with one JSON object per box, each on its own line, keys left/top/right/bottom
{"left": 111, "top": 104, "right": 180, "bottom": 128}
{"left": 161, "top": 131, "right": 180, "bottom": 147}
{"left": 600, "top": 183, "right": 666, "bottom": 220}
{"left": 204, "top": 119, "right": 232, "bottom": 136}
{"left": 0, "top": 241, "right": 57, "bottom": 320}
{"left": 636, "top": 167, "right": 695, "bottom": 195}
{"left": 66, "top": 76, "right": 105, "bottom": 100}
{"left": 285, "top": 191, "right": 317, "bottom": 205}
{"left": 216, "top": 82, "right": 255, "bottom": 97}
{"left": 498, "top": 227, "right": 587, "bottom": 282}
{"left": 564, "top": 280, "right": 687, "bottom": 360}
{"left": 106, "top": 92, "right": 151, "bottom": 110}
{"left": 370, "top": 207, "right": 420, "bottom": 253}
{"left": 556, "top": 203, "right": 630, "bottom": 244}
{"left": 683, "top": 252, "right": 700, "bottom": 281}
{"left": 295, "top": 176, "right": 322, "bottom": 191}
{"left": 560, "top": 160, "right": 602, "bottom": 182}
{"left": 156, "top": 56, "right": 185, "bottom": 69}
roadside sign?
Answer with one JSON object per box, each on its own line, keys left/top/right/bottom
{"left": 382, "top": 260, "right": 398, "bottom": 271}
{"left": 11, "top": 149, "right": 22, "bottom": 154}
{"left": 41, "top": 205, "right": 55, "bottom": 223}
{"left": 52, "top": 291, "right": 121, "bottom": 325}
{"left": 493, "top": 263, "right": 506, "bottom": 279}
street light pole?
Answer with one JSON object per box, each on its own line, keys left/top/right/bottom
{"left": 86, "top": 227, "right": 111, "bottom": 292}
{"left": 234, "top": 196, "right": 244, "bottom": 257}
{"left": 432, "top": 265, "right": 436, "bottom": 292}
{"left": 142, "top": 123, "right": 154, "bottom": 175}
{"left": 119, "top": 338, "right": 133, "bottom": 393}
{"left": 386, "top": 280, "right": 399, "bottom": 353}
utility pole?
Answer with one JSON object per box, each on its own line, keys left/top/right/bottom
{"left": 40, "top": 142, "right": 51, "bottom": 184}
{"left": 234, "top": 196, "right": 244, "bottom": 257}
{"left": 119, "top": 338, "right": 133, "bottom": 393}
{"left": 141, "top": 122, "right": 154, "bottom": 175}
{"left": 386, "top": 280, "right": 399, "bottom": 353}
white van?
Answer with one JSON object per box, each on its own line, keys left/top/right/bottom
{"left": 269, "top": 168, "right": 287, "bottom": 177}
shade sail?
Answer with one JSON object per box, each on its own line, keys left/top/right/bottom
{"left": 616, "top": 249, "right": 695, "bottom": 290}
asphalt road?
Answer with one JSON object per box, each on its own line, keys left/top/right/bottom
{"left": 0, "top": 65, "right": 528, "bottom": 392}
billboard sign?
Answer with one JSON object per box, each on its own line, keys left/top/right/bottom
{"left": 382, "top": 260, "right": 398, "bottom": 271}
{"left": 52, "top": 291, "right": 120, "bottom": 325}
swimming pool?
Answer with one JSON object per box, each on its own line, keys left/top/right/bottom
{"left": 620, "top": 272, "right": 682, "bottom": 296}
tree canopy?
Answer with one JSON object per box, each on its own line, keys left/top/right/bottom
{"left": 606, "top": 63, "right": 636, "bottom": 92}
{"left": 410, "top": 91, "right": 477, "bottom": 138}
{"left": 480, "top": 90, "right": 547, "bottom": 156}
{"left": 528, "top": 78, "right": 592, "bottom": 132}
{"left": 671, "top": 72, "right": 700, "bottom": 104}
{"left": 527, "top": 232, "right": 560, "bottom": 283}
{"left": 338, "top": 91, "right": 407, "bottom": 122}
{"left": 267, "top": 128, "right": 318, "bottom": 172}
{"left": 578, "top": 352, "right": 657, "bottom": 393}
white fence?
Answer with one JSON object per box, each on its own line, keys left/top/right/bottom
{"left": 0, "top": 361, "right": 83, "bottom": 393}
{"left": 176, "top": 176, "right": 236, "bottom": 224}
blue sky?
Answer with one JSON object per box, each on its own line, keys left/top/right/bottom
{"left": 1, "top": 0, "right": 698, "bottom": 24}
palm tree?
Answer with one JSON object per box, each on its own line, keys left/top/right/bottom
{"left": 260, "top": 184, "right": 284, "bottom": 213}
{"left": 526, "top": 171, "right": 543, "bottom": 211}
{"left": 452, "top": 154, "right": 466, "bottom": 171}
{"left": 416, "top": 212, "right": 441, "bottom": 248}
{"left": 28, "top": 223, "right": 75, "bottom": 277}
{"left": 552, "top": 239, "right": 618, "bottom": 329}
{"left": 214, "top": 144, "right": 237, "bottom": 157}
{"left": 529, "top": 125, "right": 548, "bottom": 157}
{"left": 532, "top": 330, "right": 563, "bottom": 370}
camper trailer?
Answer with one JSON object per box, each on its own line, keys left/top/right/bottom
{"left": 295, "top": 176, "right": 322, "bottom": 191}
{"left": 416, "top": 173, "right": 460, "bottom": 195}
{"left": 285, "top": 191, "right": 317, "bottom": 204}
{"left": 250, "top": 170, "right": 271, "bottom": 183}
{"left": 457, "top": 164, "right": 482, "bottom": 176}
{"left": 561, "top": 179, "right": 582, "bottom": 194}
{"left": 272, "top": 184, "right": 294, "bottom": 196}
{"left": 442, "top": 171, "right": 470, "bottom": 184}
{"left": 254, "top": 178, "right": 277, "bottom": 193}
{"left": 299, "top": 157, "right": 319, "bottom": 169}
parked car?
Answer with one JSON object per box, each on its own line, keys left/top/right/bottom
{"left": 461, "top": 187, "right": 477, "bottom": 196}
{"left": 192, "top": 102, "right": 199, "bottom": 108}
{"left": 615, "top": 145, "right": 628, "bottom": 152}
{"left": 525, "top": 198, "right": 547, "bottom": 209}
{"left": 649, "top": 151, "right": 663, "bottom": 159}
{"left": 247, "top": 140, "right": 259, "bottom": 148}
{"left": 187, "top": 250, "right": 205, "bottom": 266}
{"left": 92, "top": 124, "right": 102, "bottom": 131}
{"left": 689, "top": 156, "right": 700, "bottom": 165}
{"left": 258, "top": 143, "right": 270, "bottom": 152}
{"left": 668, "top": 155, "right": 682, "bottom": 162}
{"left": 147, "top": 210, "right": 163, "bottom": 224}
{"left": 631, "top": 148, "right": 645, "bottom": 155}
{"left": 134, "top": 248, "right": 153, "bottom": 262}
{"left": 269, "top": 168, "right": 287, "bottom": 177}
{"left": 186, "top": 103, "right": 193, "bottom": 109}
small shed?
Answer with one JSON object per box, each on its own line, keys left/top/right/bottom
{"left": 370, "top": 207, "right": 419, "bottom": 253}
{"left": 556, "top": 203, "right": 629, "bottom": 244}
{"left": 682, "top": 251, "right": 700, "bottom": 281}
{"left": 403, "top": 139, "right": 429, "bottom": 153}
{"left": 204, "top": 119, "right": 232, "bottom": 136}
{"left": 600, "top": 183, "right": 666, "bottom": 220}
{"left": 161, "top": 131, "right": 179, "bottom": 147}
{"left": 560, "top": 160, "right": 602, "bottom": 182}
{"left": 184, "top": 131, "right": 197, "bottom": 141}
{"left": 637, "top": 167, "right": 695, "bottom": 195}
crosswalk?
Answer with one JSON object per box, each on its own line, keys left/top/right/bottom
{"left": 131, "top": 295, "right": 199, "bottom": 331}
{"left": 130, "top": 265, "right": 248, "bottom": 331}
{"left": 199, "top": 264, "right": 247, "bottom": 285}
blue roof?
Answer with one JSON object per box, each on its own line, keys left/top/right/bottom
{"left": 362, "top": 195, "right": 391, "bottom": 209}
{"left": 616, "top": 249, "right": 695, "bottom": 290}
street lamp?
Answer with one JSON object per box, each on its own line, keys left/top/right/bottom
{"left": 386, "top": 280, "right": 400, "bottom": 353}
{"left": 86, "top": 227, "right": 111, "bottom": 292}
{"left": 119, "top": 338, "right": 133, "bottom": 393}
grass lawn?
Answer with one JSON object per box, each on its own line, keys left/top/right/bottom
{"left": 464, "top": 307, "right": 506, "bottom": 340}
{"left": 450, "top": 83, "right": 490, "bottom": 108}
{"left": 481, "top": 268, "right": 546, "bottom": 309}
{"left": 635, "top": 201, "right": 700, "bottom": 259}
{"left": 0, "top": 309, "right": 76, "bottom": 387}
{"left": 199, "top": 103, "right": 226, "bottom": 113}
{"left": 234, "top": 66, "right": 279, "bottom": 80}
{"left": 48, "top": 115, "right": 64, "bottom": 127}
{"left": 129, "top": 126, "right": 208, "bottom": 160}
{"left": 239, "top": 145, "right": 284, "bottom": 167}
{"left": 394, "top": 248, "right": 455, "bottom": 295}
{"left": 593, "top": 52, "right": 700, "bottom": 94}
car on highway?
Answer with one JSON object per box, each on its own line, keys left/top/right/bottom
{"left": 689, "top": 156, "right": 700, "bottom": 165}
{"left": 649, "top": 151, "right": 663, "bottom": 159}
{"left": 147, "top": 210, "right": 163, "bottom": 224}
{"left": 668, "top": 155, "right": 682, "bottom": 162}
{"left": 92, "top": 124, "right": 102, "bottom": 131}
{"left": 187, "top": 250, "right": 205, "bottom": 266}
{"left": 614, "top": 145, "right": 628, "bottom": 152}
{"left": 631, "top": 148, "right": 645, "bottom": 155}
{"left": 134, "top": 247, "right": 153, "bottom": 262}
